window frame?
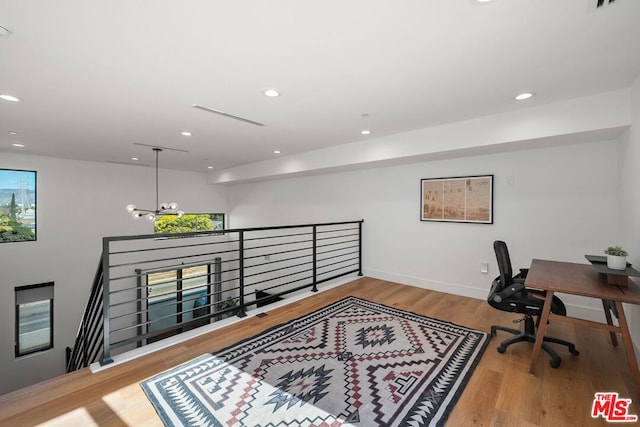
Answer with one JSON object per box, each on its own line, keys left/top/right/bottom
{"left": 153, "top": 212, "right": 225, "bottom": 235}
{"left": 15, "top": 282, "right": 54, "bottom": 357}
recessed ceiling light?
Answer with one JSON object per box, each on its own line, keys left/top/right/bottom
{"left": 515, "top": 92, "right": 534, "bottom": 101}
{"left": 181, "top": 131, "right": 192, "bottom": 136}
{"left": 0, "top": 94, "right": 21, "bottom": 102}
{"left": 361, "top": 130, "right": 371, "bottom": 135}
{"left": 263, "top": 89, "right": 280, "bottom": 97}
{"left": 8, "top": 131, "right": 18, "bottom": 135}
{"left": 130, "top": 157, "right": 139, "bottom": 161}
{"left": 12, "top": 143, "right": 25, "bottom": 148}
{"left": 273, "top": 150, "right": 281, "bottom": 154}
{"left": 470, "top": 0, "right": 495, "bottom": 4}
{"left": 207, "top": 166, "right": 214, "bottom": 170}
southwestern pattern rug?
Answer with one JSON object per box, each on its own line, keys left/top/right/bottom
{"left": 141, "top": 296, "right": 489, "bottom": 427}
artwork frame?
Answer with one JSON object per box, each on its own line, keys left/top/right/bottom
{"left": 0, "top": 168, "right": 37, "bottom": 243}
{"left": 420, "top": 174, "right": 493, "bottom": 224}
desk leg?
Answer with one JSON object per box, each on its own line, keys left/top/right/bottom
{"left": 529, "top": 290, "right": 554, "bottom": 375}
{"left": 614, "top": 301, "right": 640, "bottom": 401}
{"left": 602, "top": 299, "right": 619, "bottom": 347}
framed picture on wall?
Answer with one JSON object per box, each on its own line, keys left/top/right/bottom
{"left": 0, "top": 168, "right": 37, "bottom": 242}
{"left": 420, "top": 175, "right": 493, "bottom": 224}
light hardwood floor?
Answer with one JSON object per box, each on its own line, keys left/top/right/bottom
{"left": 0, "top": 277, "right": 636, "bottom": 426}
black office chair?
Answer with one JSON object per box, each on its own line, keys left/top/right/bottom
{"left": 488, "top": 240, "right": 579, "bottom": 368}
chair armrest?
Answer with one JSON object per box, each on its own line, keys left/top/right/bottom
{"left": 492, "top": 282, "right": 526, "bottom": 303}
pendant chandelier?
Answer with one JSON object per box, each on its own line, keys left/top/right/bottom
{"left": 126, "top": 147, "right": 184, "bottom": 222}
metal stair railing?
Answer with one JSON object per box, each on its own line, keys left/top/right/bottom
{"left": 66, "top": 219, "right": 364, "bottom": 370}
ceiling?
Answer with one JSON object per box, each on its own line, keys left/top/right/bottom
{"left": 1, "top": 0, "right": 639, "bottom": 173}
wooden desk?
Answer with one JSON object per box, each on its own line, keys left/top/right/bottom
{"left": 526, "top": 259, "right": 640, "bottom": 399}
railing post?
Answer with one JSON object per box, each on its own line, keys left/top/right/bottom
{"left": 101, "top": 238, "right": 113, "bottom": 365}
{"left": 311, "top": 225, "right": 318, "bottom": 292}
{"left": 81, "top": 312, "right": 88, "bottom": 368}
{"left": 214, "top": 257, "right": 222, "bottom": 321}
{"left": 358, "top": 220, "right": 363, "bottom": 276}
{"left": 135, "top": 268, "right": 143, "bottom": 348}
{"left": 237, "top": 231, "right": 247, "bottom": 317}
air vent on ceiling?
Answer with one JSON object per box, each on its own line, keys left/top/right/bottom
{"left": 192, "top": 104, "right": 264, "bottom": 127}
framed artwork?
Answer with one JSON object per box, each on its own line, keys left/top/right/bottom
{"left": 420, "top": 175, "right": 493, "bottom": 224}
{"left": 0, "top": 168, "right": 37, "bottom": 242}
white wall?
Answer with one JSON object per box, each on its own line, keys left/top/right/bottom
{"left": 0, "top": 153, "right": 228, "bottom": 394}
{"left": 619, "top": 76, "right": 640, "bottom": 347}
{"left": 229, "top": 139, "right": 620, "bottom": 317}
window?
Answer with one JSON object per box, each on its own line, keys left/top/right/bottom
{"left": 146, "top": 264, "right": 211, "bottom": 342}
{"left": 0, "top": 168, "right": 37, "bottom": 243}
{"left": 154, "top": 213, "right": 225, "bottom": 234}
{"left": 15, "top": 282, "right": 53, "bottom": 357}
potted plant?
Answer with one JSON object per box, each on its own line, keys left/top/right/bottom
{"left": 604, "top": 245, "right": 628, "bottom": 270}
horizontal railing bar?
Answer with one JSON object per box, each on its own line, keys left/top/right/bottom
{"left": 108, "top": 248, "right": 239, "bottom": 271}
{"left": 243, "top": 231, "right": 312, "bottom": 242}
{"left": 243, "top": 246, "right": 312, "bottom": 261}
{"left": 243, "top": 260, "right": 313, "bottom": 279}
{"left": 245, "top": 268, "right": 314, "bottom": 288}
{"left": 316, "top": 249, "right": 359, "bottom": 263}
{"left": 316, "top": 226, "right": 359, "bottom": 234}
{"left": 244, "top": 253, "right": 312, "bottom": 270}
{"left": 244, "top": 238, "right": 313, "bottom": 252}
{"left": 103, "top": 220, "right": 363, "bottom": 243}
{"left": 245, "top": 275, "right": 313, "bottom": 294}
{"left": 316, "top": 238, "right": 359, "bottom": 249}
{"left": 316, "top": 232, "right": 359, "bottom": 241}
{"left": 108, "top": 237, "right": 239, "bottom": 256}
{"left": 317, "top": 262, "right": 359, "bottom": 277}
{"left": 108, "top": 260, "right": 240, "bottom": 284}
{"left": 137, "top": 257, "right": 234, "bottom": 275}
{"left": 317, "top": 244, "right": 359, "bottom": 256}
{"left": 317, "top": 256, "right": 359, "bottom": 270}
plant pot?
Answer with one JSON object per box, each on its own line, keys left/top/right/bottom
{"left": 607, "top": 255, "right": 627, "bottom": 270}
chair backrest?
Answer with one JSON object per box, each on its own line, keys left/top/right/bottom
{"left": 494, "top": 240, "right": 514, "bottom": 288}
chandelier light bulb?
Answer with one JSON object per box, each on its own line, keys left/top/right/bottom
{"left": 126, "top": 148, "right": 183, "bottom": 222}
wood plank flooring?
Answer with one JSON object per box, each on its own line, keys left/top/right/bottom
{"left": 0, "top": 277, "right": 636, "bottom": 426}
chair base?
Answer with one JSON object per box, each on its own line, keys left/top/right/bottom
{"left": 490, "top": 317, "right": 579, "bottom": 369}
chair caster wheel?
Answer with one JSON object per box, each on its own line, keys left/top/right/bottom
{"left": 570, "top": 349, "right": 580, "bottom": 356}
{"left": 550, "top": 359, "right": 561, "bottom": 369}
{"left": 497, "top": 346, "right": 506, "bottom": 354}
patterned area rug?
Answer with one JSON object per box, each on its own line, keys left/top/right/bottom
{"left": 141, "top": 296, "right": 489, "bottom": 426}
